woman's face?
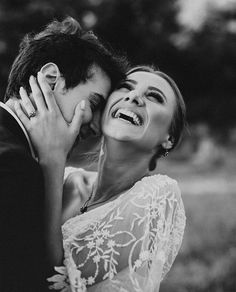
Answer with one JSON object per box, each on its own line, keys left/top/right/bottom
{"left": 102, "top": 71, "right": 176, "bottom": 152}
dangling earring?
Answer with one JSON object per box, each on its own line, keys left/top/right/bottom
{"left": 163, "top": 149, "right": 169, "bottom": 157}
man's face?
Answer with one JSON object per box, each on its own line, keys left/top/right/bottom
{"left": 55, "top": 64, "right": 111, "bottom": 134}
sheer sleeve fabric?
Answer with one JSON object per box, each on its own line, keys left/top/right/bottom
{"left": 47, "top": 175, "right": 186, "bottom": 292}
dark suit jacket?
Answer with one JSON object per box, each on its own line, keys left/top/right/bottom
{"left": 0, "top": 107, "right": 49, "bottom": 292}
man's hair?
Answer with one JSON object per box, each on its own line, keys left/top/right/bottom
{"left": 5, "top": 17, "right": 128, "bottom": 101}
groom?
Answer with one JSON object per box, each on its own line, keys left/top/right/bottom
{"left": 0, "top": 17, "right": 127, "bottom": 292}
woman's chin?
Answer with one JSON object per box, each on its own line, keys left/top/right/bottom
{"left": 104, "top": 130, "right": 142, "bottom": 142}
{"left": 103, "top": 120, "right": 144, "bottom": 140}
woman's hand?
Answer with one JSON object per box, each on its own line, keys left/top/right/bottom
{"left": 14, "top": 72, "right": 86, "bottom": 164}
{"left": 62, "top": 168, "right": 97, "bottom": 223}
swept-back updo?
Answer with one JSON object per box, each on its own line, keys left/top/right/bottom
{"left": 127, "top": 65, "right": 186, "bottom": 170}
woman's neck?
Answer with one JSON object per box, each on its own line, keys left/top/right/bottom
{"left": 92, "top": 138, "right": 152, "bottom": 203}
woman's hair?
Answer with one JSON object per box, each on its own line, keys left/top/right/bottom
{"left": 127, "top": 65, "right": 186, "bottom": 169}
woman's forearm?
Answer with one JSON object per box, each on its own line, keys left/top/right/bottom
{"left": 40, "top": 156, "right": 66, "bottom": 266}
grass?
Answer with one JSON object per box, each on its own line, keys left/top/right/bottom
{"left": 158, "top": 146, "right": 236, "bottom": 292}
{"left": 161, "top": 194, "right": 236, "bottom": 292}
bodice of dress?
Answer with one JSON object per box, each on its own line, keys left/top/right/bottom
{"left": 47, "top": 174, "right": 186, "bottom": 292}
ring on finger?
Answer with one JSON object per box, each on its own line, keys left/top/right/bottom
{"left": 28, "top": 110, "right": 37, "bottom": 119}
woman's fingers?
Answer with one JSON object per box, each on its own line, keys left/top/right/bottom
{"left": 37, "top": 72, "right": 60, "bottom": 113}
{"left": 29, "top": 75, "right": 47, "bottom": 112}
{"left": 19, "top": 87, "right": 37, "bottom": 119}
{"left": 14, "top": 100, "right": 31, "bottom": 130}
{"left": 69, "top": 100, "right": 86, "bottom": 136}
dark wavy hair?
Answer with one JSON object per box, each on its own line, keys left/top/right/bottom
{"left": 5, "top": 17, "right": 128, "bottom": 101}
{"left": 127, "top": 65, "right": 186, "bottom": 170}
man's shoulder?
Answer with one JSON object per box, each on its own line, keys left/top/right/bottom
{"left": 0, "top": 134, "right": 40, "bottom": 175}
{"left": 0, "top": 110, "right": 36, "bottom": 164}
{"left": 0, "top": 103, "right": 35, "bottom": 157}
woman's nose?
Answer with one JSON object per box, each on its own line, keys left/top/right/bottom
{"left": 124, "top": 90, "right": 145, "bottom": 106}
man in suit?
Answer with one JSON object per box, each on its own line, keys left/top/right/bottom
{"left": 0, "top": 17, "right": 127, "bottom": 292}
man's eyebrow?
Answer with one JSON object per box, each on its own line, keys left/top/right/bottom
{"left": 148, "top": 86, "right": 167, "bottom": 102}
{"left": 93, "top": 92, "right": 105, "bottom": 100}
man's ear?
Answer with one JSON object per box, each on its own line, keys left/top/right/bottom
{"left": 161, "top": 135, "right": 174, "bottom": 150}
{"left": 40, "top": 63, "right": 64, "bottom": 91}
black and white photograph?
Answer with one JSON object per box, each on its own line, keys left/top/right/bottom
{"left": 0, "top": 0, "right": 235, "bottom": 291}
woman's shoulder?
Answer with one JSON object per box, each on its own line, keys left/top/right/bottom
{"left": 142, "top": 173, "right": 179, "bottom": 186}
{"left": 118, "top": 174, "right": 184, "bottom": 218}
{"left": 126, "top": 174, "right": 185, "bottom": 219}
{"left": 138, "top": 174, "right": 181, "bottom": 199}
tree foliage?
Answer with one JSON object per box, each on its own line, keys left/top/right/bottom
{"left": 0, "top": 0, "right": 235, "bottom": 128}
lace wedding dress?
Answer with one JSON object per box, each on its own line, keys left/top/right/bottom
{"left": 47, "top": 174, "right": 186, "bottom": 292}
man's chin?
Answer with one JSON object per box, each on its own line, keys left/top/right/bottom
{"left": 79, "top": 124, "right": 96, "bottom": 140}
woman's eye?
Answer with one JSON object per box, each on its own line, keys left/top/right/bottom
{"left": 116, "top": 82, "right": 133, "bottom": 91}
{"left": 147, "top": 92, "right": 164, "bottom": 104}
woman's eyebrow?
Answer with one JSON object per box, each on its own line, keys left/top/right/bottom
{"left": 148, "top": 86, "right": 167, "bottom": 102}
{"left": 124, "top": 79, "right": 137, "bottom": 85}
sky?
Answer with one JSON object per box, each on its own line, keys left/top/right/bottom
{"left": 178, "top": 0, "right": 236, "bottom": 30}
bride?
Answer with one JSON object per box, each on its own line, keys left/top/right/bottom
{"left": 15, "top": 65, "right": 186, "bottom": 291}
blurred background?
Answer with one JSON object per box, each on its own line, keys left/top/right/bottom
{"left": 0, "top": 0, "right": 236, "bottom": 291}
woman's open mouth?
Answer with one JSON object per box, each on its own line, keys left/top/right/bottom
{"left": 111, "top": 108, "right": 143, "bottom": 126}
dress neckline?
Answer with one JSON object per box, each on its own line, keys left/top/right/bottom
{"left": 63, "top": 174, "right": 163, "bottom": 227}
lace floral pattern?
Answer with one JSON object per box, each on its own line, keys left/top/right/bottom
{"left": 48, "top": 174, "right": 186, "bottom": 292}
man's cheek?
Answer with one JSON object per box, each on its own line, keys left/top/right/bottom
{"left": 82, "top": 103, "right": 93, "bottom": 124}
{"left": 90, "top": 111, "right": 102, "bottom": 136}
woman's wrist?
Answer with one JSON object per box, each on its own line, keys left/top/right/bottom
{"left": 39, "top": 153, "right": 67, "bottom": 168}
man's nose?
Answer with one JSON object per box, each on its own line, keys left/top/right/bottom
{"left": 124, "top": 90, "right": 145, "bottom": 106}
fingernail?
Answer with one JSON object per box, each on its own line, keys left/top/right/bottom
{"left": 80, "top": 100, "right": 86, "bottom": 110}
{"left": 29, "top": 75, "right": 35, "bottom": 82}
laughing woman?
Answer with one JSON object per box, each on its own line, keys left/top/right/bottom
{"left": 15, "top": 65, "right": 186, "bottom": 292}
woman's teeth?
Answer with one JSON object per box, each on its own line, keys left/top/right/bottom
{"left": 114, "top": 108, "right": 142, "bottom": 126}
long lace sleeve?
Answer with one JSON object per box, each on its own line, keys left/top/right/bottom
{"left": 47, "top": 175, "right": 186, "bottom": 292}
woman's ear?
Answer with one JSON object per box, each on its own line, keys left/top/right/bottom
{"left": 40, "top": 63, "right": 65, "bottom": 91}
{"left": 161, "top": 135, "right": 174, "bottom": 151}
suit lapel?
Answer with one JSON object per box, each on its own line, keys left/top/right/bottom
{"left": 0, "top": 106, "right": 31, "bottom": 153}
